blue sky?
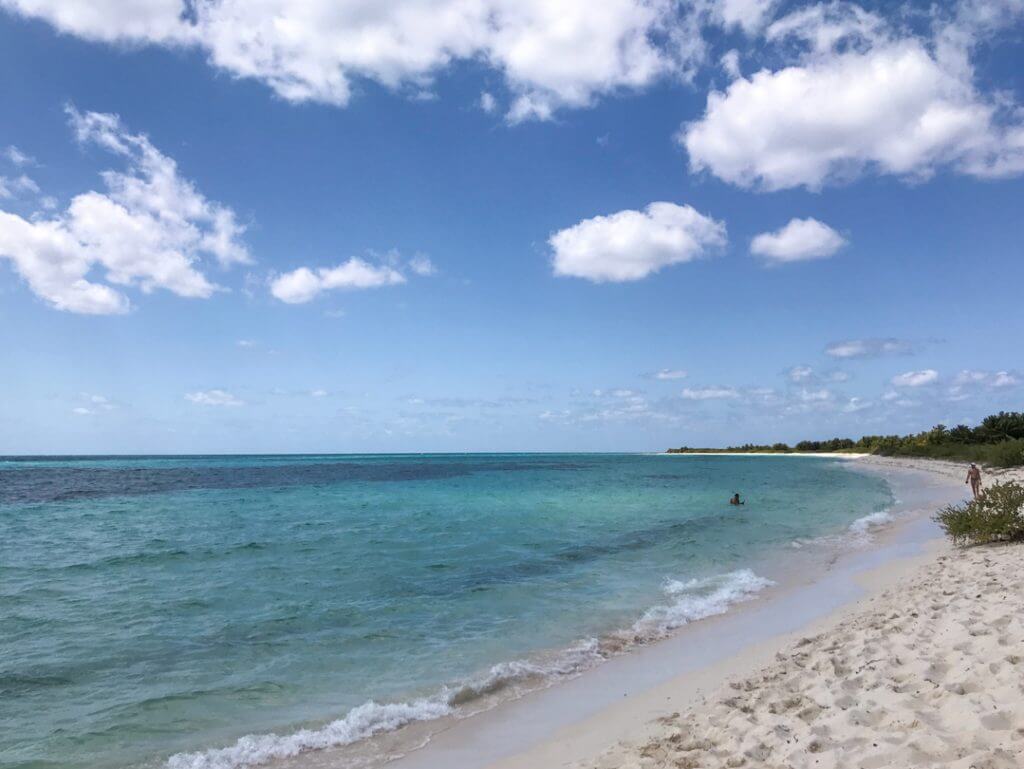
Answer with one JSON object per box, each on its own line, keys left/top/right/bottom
{"left": 0, "top": 0, "right": 1021, "bottom": 453}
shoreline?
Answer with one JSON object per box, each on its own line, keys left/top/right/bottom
{"left": 660, "top": 452, "right": 871, "bottom": 458}
{"left": 169, "top": 455, "right": 1016, "bottom": 769}
{"left": 376, "top": 456, "right": 969, "bottom": 769}
{"left": 278, "top": 456, "right": 978, "bottom": 769}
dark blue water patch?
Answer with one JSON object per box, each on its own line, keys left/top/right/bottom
{"left": 0, "top": 457, "right": 592, "bottom": 505}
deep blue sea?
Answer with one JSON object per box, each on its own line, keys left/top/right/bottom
{"left": 0, "top": 454, "right": 893, "bottom": 769}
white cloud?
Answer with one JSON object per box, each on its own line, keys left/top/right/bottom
{"left": 825, "top": 338, "right": 913, "bottom": 359}
{"left": 408, "top": 254, "right": 436, "bottom": 276}
{"left": 764, "top": 2, "right": 886, "bottom": 55}
{"left": 719, "top": 49, "right": 741, "bottom": 79}
{"left": 310, "top": 389, "right": 328, "bottom": 397}
{"left": 549, "top": 202, "right": 726, "bottom": 282}
{"left": 185, "top": 389, "right": 245, "bottom": 406}
{"left": 80, "top": 393, "right": 115, "bottom": 411}
{"left": 72, "top": 406, "right": 92, "bottom": 415}
{"left": 993, "top": 371, "right": 1019, "bottom": 387}
{"left": 681, "top": 21, "right": 1024, "bottom": 190}
{"left": 653, "top": 368, "right": 688, "bottom": 380}
{"left": 270, "top": 257, "right": 406, "bottom": 304}
{"left": 2, "top": 1, "right": 703, "bottom": 122}
{"left": 751, "top": 217, "right": 846, "bottom": 263}
{"left": 681, "top": 386, "right": 739, "bottom": 400}
{"left": 842, "top": 396, "right": 871, "bottom": 413}
{"left": 797, "top": 387, "right": 833, "bottom": 402}
{"left": 0, "top": 174, "right": 39, "bottom": 198}
{"left": 4, "top": 145, "right": 33, "bottom": 166}
{"left": 0, "top": 108, "right": 249, "bottom": 314}
{"left": 713, "top": 0, "right": 778, "bottom": 34}
{"left": 891, "top": 369, "right": 939, "bottom": 387}
{"left": 955, "top": 369, "right": 1020, "bottom": 388}
{"left": 237, "top": 339, "right": 256, "bottom": 348}
{"left": 787, "top": 365, "right": 814, "bottom": 382}
{"left": 479, "top": 92, "right": 497, "bottom": 114}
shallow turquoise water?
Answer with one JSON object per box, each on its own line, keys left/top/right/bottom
{"left": 0, "top": 454, "right": 892, "bottom": 769}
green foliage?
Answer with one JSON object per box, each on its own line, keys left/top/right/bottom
{"left": 934, "top": 481, "right": 1024, "bottom": 545}
{"left": 668, "top": 412, "right": 1024, "bottom": 467}
{"left": 985, "top": 439, "right": 1024, "bottom": 468}
{"left": 978, "top": 411, "right": 1024, "bottom": 442}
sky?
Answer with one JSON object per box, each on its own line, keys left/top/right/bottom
{"left": 0, "top": 0, "right": 1022, "bottom": 454}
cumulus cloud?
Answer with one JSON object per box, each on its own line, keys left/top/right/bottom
{"left": 1, "top": 0, "right": 707, "bottom": 121}
{"left": 751, "top": 217, "right": 846, "bottom": 263}
{"left": 550, "top": 202, "right": 726, "bottom": 282}
{"left": 891, "top": 369, "right": 939, "bottom": 387}
{"left": 825, "top": 338, "right": 914, "bottom": 359}
{"left": 0, "top": 107, "right": 249, "bottom": 314}
{"left": 270, "top": 257, "right": 406, "bottom": 304}
{"left": 681, "top": 386, "right": 739, "bottom": 400}
{"left": 185, "top": 389, "right": 245, "bottom": 406}
{"left": 479, "top": 92, "right": 497, "bottom": 114}
{"left": 681, "top": 5, "right": 1024, "bottom": 189}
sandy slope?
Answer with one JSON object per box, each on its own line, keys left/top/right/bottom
{"left": 575, "top": 501, "right": 1024, "bottom": 769}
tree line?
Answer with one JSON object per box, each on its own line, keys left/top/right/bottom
{"left": 667, "top": 411, "right": 1024, "bottom": 467}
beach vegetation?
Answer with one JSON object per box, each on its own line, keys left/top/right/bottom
{"left": 935, "top": 481, "right": 1024, "bottom": 545}
{"left": 667, "top": 411, "right": 1024, "bottom": 468}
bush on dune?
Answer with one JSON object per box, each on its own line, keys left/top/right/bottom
{"left": 935, "top": 481, "right": 1024, "bottom": 546}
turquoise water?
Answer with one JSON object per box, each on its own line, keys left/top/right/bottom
{"left": 0, "top": 454, "right": 893, "bottom": 769}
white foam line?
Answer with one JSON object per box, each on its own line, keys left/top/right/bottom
{"left": 166, "top": 569, "right": 774, "bottom": 769}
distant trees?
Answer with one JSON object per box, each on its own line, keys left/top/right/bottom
{"left": 667, "top": 411, "right": 1024, "bottom": 467}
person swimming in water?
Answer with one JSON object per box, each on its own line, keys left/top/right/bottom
{"left": 729, "top": 493, "right": 744, "bottom": 505}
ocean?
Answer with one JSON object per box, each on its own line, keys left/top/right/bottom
{"left": 0, "top": 453, "right": 894, "bottom": 769}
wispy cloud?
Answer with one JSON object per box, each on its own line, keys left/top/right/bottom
{"left": 825, "top": 338, "right": 915, "bottom": 359}
{"left": 650, "top": 368, "right": 688, "bottom": 380}
{"left": 4, "top": 145, "right": 33, "bottom": 166}
{"left": 891, "top": 369, "right": 939, "bottom": 387}
{"left": 680, "top": 386, "right": 740, "bottom": 400}
{"left": 185, "top": 389, "right": 245, "bottom": 407}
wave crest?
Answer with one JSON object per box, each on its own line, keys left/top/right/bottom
{"left": 165, "top": 570, "right": 771, "bottom": 769}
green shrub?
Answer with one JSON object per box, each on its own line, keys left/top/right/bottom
{"left": 984, "top": 439, "right": 1024, "bottom": 469}
{"left": 934, "top": 481, "right": 1024, "bottom": 546}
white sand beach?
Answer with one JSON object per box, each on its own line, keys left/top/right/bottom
{"left": 382, "top": 457, "right": 1024, "bottom": 769}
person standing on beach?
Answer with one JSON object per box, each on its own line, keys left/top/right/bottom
{"left": 966, "top": 463, "right": 982, "bottom": 498}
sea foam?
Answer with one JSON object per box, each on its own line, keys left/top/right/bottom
{"left": 166, "top": 569, "right": 773, "bottom": 769}
{"left": 848, "top": 510, "right": 894, "bottom": 536}
{"left": 633, "top": 569, "right": 774, "bottom": 637}
{"left": 166, "top": 698, "right": 452, "bottom": 769}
